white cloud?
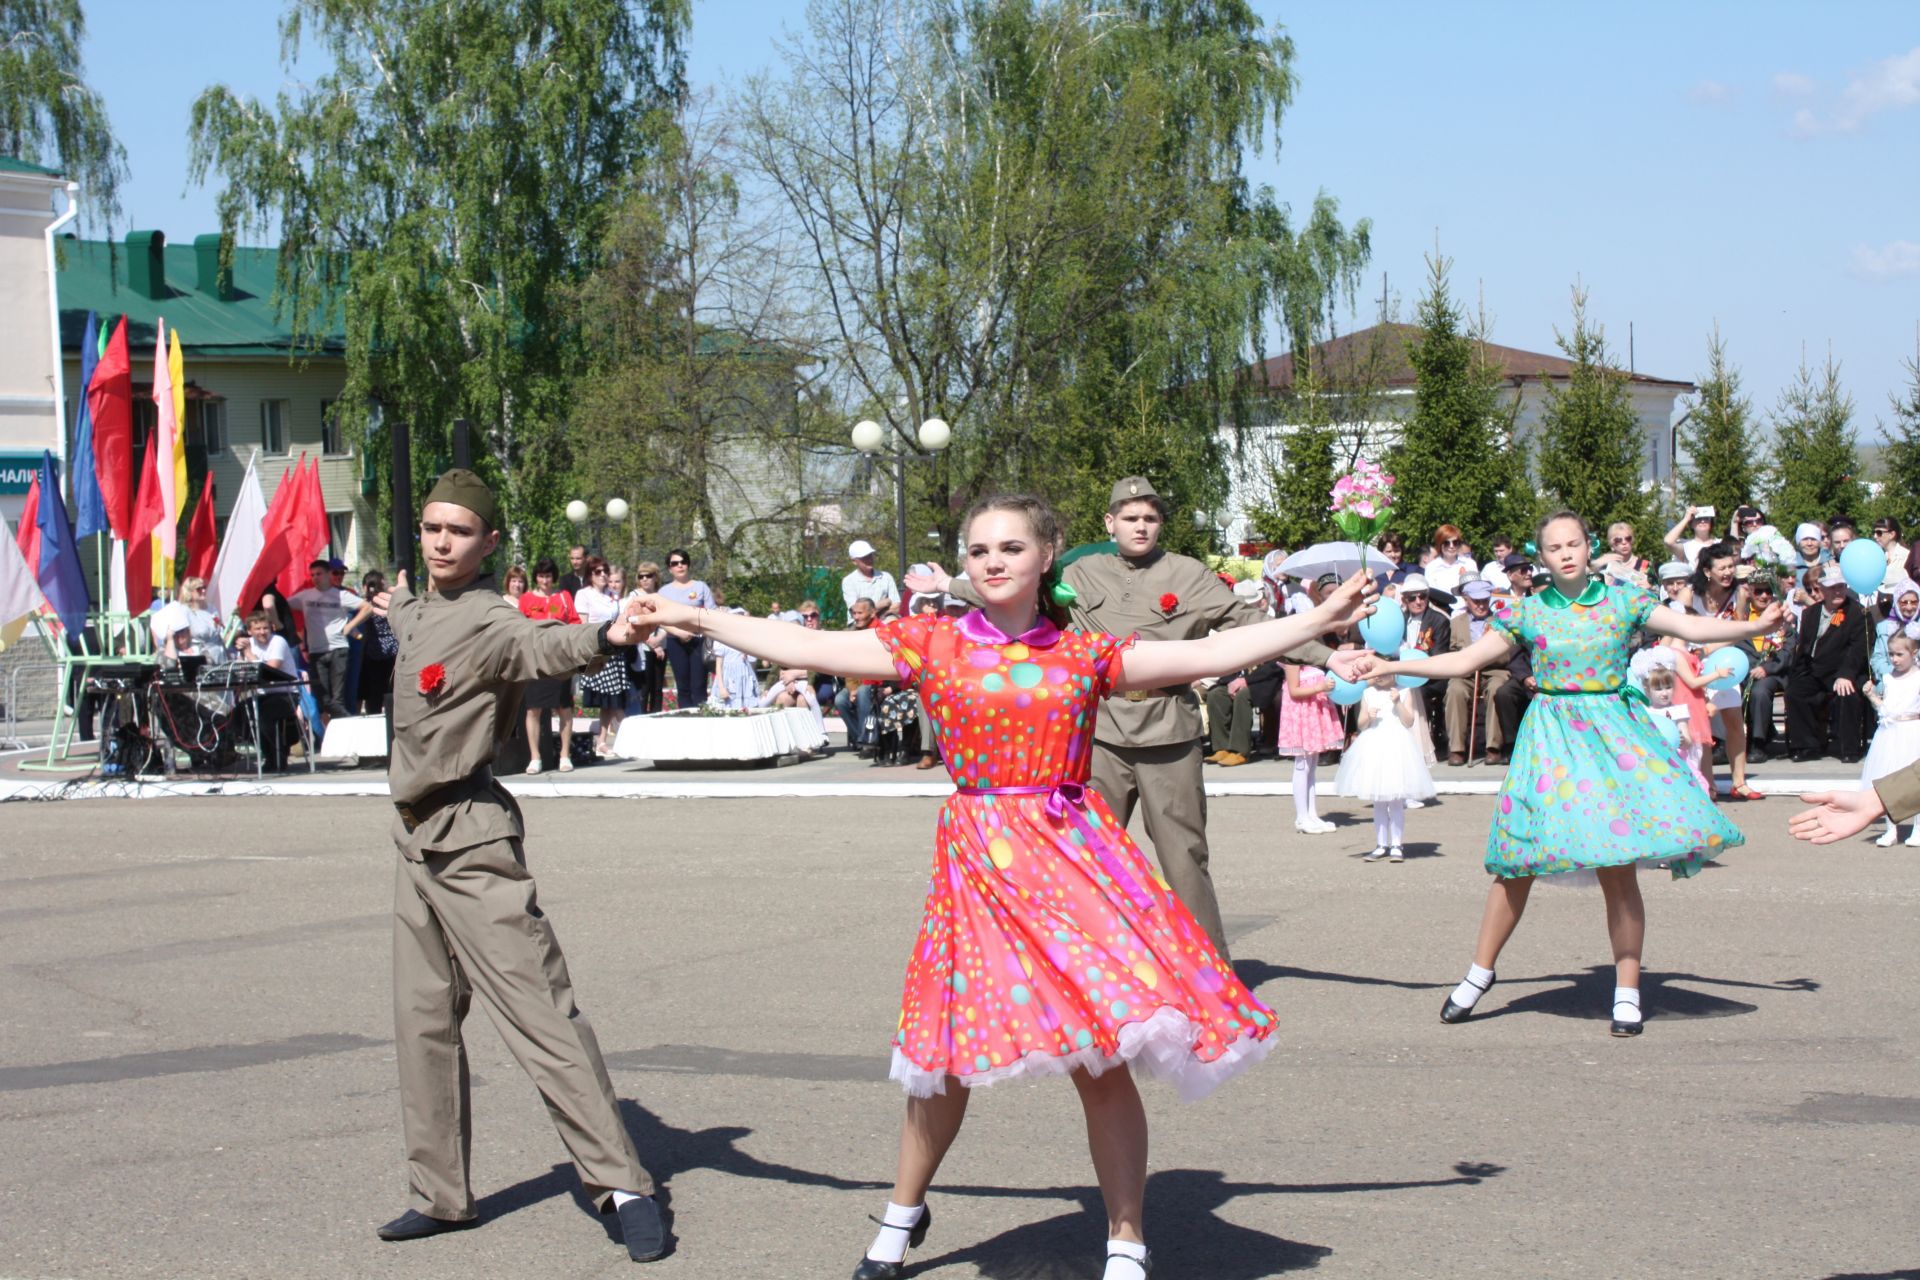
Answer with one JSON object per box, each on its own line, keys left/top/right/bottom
{"left": 1851, "top": 240, "right": 1920, "bottom": 280}
{"left": 1689, "top": 78, "right": 1736, "bottom": 104}
{"left": 1788, "top": 46, "right": 1920, "bottom": 134}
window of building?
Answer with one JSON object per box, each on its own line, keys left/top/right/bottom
{"left": 261, "top": 399, "right": 290, "bottom": 455}
{"left": 190, "top": 399, "right": 227, "bottom": 455}
{"left": 329, "top": 512, "right": 353, "bottom": 563}
{"left": 320, "top": 399, "right": 350, "bottom": 457}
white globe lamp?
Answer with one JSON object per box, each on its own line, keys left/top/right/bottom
{"left": 850, "top": 419, "right": 886, "bottom": 453}
{"left": 917, "top": 417, "right": 951, "bottom": 451}
{"left": 605, "top": 497, "right": 630, "bottom": 522}
{"left": 564, "top": 499, "right": 589, "bottom": 525}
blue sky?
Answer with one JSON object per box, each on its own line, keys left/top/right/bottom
{"left": 80, "top": 0, "right": 1920, "bottom": 443}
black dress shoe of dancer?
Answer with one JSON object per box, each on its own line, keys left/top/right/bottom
{"left": 616, "top": 1194, "right": 668, "bottom": 1262}
{"left": 851, "top": 1205, "right": 932, "bottom": 1280}
{"left": 1610, "top": 1013, "right": 1645, "bottom": 1038}
{"left": 1440, "top": 971, "right": 1493, "bottom": 1025}
{"left": 375, "top": 1209, "right": 480, "bottom": 1242}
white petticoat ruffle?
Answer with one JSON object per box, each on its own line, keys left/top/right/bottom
{"left": 887, "top": 1004, "right": 1273, "bottom": 1103}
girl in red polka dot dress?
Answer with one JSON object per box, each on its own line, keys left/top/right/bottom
{"left": 632, "top": 494, "right": 1372, "bottom": 1280}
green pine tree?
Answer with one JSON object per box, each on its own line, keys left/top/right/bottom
{"left": 1768, "top": 352, "right": 1865, "bottom": 531}
{"left": 1244, "top": 361, "right": 1339, "bottom": 551}
{"left": 1874, "top": 357, "right": 1920, "bottom": 529}
{"left": 1677, "top": 326, "right": 1759, "bottom": 519}
{"left": 1389, "top": 252, "right": 1522, "bottom": 553}
{"left": 1536, "top": 287, "right": 1649, "bottom": 544}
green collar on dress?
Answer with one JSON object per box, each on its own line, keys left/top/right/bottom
{"left": 1537, "top": 576, "right": 1607, "bottom": 610}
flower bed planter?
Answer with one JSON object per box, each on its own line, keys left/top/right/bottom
{"left": 610, "top": 706, "right": 826, "bottom": 766}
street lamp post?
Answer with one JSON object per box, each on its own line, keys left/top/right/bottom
{"left": 852, "top": 414, "right": 952, "bottom": 586}
{"left": 566, "top": 496, "right": 634, "bottom": 566}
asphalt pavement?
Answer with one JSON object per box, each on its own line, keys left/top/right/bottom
{"left": 1, "top": 793, "right": 1914, "bottom": 1279}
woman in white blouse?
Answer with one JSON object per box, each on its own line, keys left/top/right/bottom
{"left": 1423, "top": 524, "right": 1477, "bottom": 610}
{"left": 572, "top": 557, "right": 630, "bottom": 755}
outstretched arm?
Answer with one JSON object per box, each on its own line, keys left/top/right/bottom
{"left": 1664, "top": 508, "right": 1695, "bottom": 554}
{"left": 1111, "top": 574, "right": 1374, "bottom": 691}
{"left": 632, "top": 592, "right": 895, "bottom": 680}
{"left": 1358, "top": 630, "right": 1516, "bottom": 683}
{"left": 1645, "top": 602, "right": 1782, "bottom": 645}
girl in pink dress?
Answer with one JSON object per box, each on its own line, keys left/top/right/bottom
{"left": 1278, "top": 658, "right": 1345, "bottom": 834}
{"left": 631, "top": 495, "right": 1372, "bottom": 1280}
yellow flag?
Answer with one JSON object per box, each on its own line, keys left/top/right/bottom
{"left": 168, "top": 327, "right": 188, "bottom": 506}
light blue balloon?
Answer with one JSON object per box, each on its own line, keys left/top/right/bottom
{"left": 1396, "top": 648, "right": 1429, "bottom": 689}
{"left": 1329, "top": 675, "right": 1367, "bottom": 706}
{"left": 1703, "top": 646, "right": 1750, "bottom": 690}
{"left": 1840, "top": 538, "right": 1885, "bottom": 597}
{"left": 1358, "top": 597, "right": 1405, "bottom": 655}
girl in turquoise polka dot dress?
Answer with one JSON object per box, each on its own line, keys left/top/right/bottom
{"left": 1364, "top": 511, "right": 1783, "bottom": 1037}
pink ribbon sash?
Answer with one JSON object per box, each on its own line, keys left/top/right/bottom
{"left": 955, "top": 782, "right": 1157, "bottom": 911}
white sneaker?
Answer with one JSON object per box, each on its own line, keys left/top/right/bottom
{"left": 1388, "top": 846, "right": 1405, "bottom": 863}
{"left": 1906, "top": 826, "right": 1920, "bottom": 848}
{"left": 1364, "top": 846, "right": 1389, "bottom": 862}
{"left": 1293, "top": 817, "right": 1335, "bottom": 835}
{"left": 1877, "top": 824, "right": 1899, "bottom": 847}
{"left": 1406, "top": 799, "right": 1427, "bottom": 809}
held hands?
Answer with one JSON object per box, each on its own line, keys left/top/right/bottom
{"left": 1788, "top": 788, "right": 1886, "bottom": 845}
{"left": 1325, "top": 648, "right": 1372, "bottom": 683}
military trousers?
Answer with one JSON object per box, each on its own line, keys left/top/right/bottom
{"left": 392, "top": 838, "right": 651, "bottom": 1220}
{"left": 1088, "top": 737, "right": 1230, "bottom": 957}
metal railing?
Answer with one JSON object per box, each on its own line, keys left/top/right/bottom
{"left": 0, "top": 661, "right": 61, "bottom": 751}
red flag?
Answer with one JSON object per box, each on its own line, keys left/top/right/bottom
{"left": 15, "top": 472, "right": 42, "bottom": 571}
{"left": 86, "top": 316, "right": 134, "bottom": 540}
{"left": 234, "top": 458, "right": 303, "bottom": 614}
{"left": 302, "top": 453, "right": 329, "bottom": 562}
{"left": 124, "top": 428, "right": 166, "bottom": 609}
{"left": 184, "top": 476, "right": 218, "bottom": 581}
{"left": 274, "top": 456, "right": 322, "bottom": 599}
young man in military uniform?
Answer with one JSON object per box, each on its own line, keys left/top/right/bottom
{"left": 367, "top": 469, "right": 666, "bottom": 1262}
{"left": 923, "top": 477, "right": 1366, "bottom": 957}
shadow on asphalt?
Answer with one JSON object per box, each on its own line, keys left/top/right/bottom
{"left": 1231, "top": 959, "right": 1449, "bottom": 993}
{"left": 915, "top": 1161, "right": 1504, "bottom": 1278}
{"left": 1473, "top": 967, "right": 1821, "bottom": 1023}
{"left": 473, "top": 1100, "right": 890, "bottom": 1256}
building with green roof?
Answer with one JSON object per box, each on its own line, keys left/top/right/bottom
{"left": 54, "top": 229, "right": 378, "bottom": 570}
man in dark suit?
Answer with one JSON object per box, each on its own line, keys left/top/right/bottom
{"left": 1787, "top": 565, "right": 1869, "bottom": 762}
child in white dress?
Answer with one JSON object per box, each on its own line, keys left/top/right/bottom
{"left": 1335, "top": 673, "right": 1437, "bottom": 863}
{"left": 1862, "top": 632, "right": 1920, "bottom": 846}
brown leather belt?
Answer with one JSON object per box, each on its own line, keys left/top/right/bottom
{"left": 395, "top": 769, "right": 492, "bottom": 833}
{"left": 1120, "top": 688, "right": 1180, "bottom": 703}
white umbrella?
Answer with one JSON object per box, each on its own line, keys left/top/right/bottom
{"left": 1276, "top": 540, "right": 1392, "bottom": 582}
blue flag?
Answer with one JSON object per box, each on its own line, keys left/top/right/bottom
{"left": 71, "top": 311, "right": 108, "bottom": 540}
{"left": 34, "top": 451, "right": 92, "bottom": 641}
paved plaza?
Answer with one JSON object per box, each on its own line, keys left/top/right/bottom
{"left": 1, "top": 792, "right": 1915, "bottom": 1279}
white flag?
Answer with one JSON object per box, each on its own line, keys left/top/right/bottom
{"left": 0, "top": 511, "right": 48, "bottom": 652}
{"left": 209, "top": 449, "right": 267, "bottom": 621}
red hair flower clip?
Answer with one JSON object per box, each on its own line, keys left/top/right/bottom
{"left": 418, "top": 663, "right": 447, "bottom": 696}
{"left": 1158, "top": 592, "right": 1179, "bottom": 614}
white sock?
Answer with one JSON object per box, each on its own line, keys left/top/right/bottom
{"left": 1292, "top": 757, "right": 1318, "bottom": 821}
{"left": 865, "top": 1201, "right": 925, "bottom": 1264}
{"left": 1613, "top": 985, "right": 1642, "bottom": 1024}
{"left": 1105, "top": 1239, "right": 1150, "bottom": 1280}
{"left": 1387, "top": 799, "right": 1406, "bottom": 846}
{"left": 1907, "top": 824, "right": 1920, "bottom": 846}
{"left": 1450, "top": 962, "right": 1495, "bottom": 1009}
{"left": 1373, "top": 802, "right": 1390, "bottom": 847}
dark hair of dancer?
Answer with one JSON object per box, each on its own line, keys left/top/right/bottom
{"left": 1689, "top": 541, "right": 1741, "bottom": 598}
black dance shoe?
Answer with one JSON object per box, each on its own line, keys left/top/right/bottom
{"left": 1610, "top": 1006, "right": 1645, "bottom": 1038}
{"left": 375, "top": 1209, "right": 480, "bottom": 1241}
{"left": 1107, "top": 1246, "right": 1154, "bottom": 1276}
{"left": 1440, "top": 971, "right": 1493, "bottom": 1025}
{"left": 851, "top": 1205, "right": 932, "bottom": 1280}
{"left": 616, "top": 1194, "right": 668, "bottom": 1262}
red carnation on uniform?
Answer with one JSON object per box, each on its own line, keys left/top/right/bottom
{"left": 418, "top": 663, "right": 447, "bottom": 695}
{"left": 1159, "top": 592, "right": 1179, "bottom": 614}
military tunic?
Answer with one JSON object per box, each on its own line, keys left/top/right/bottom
{"left": 385, "top": 575, "right": 652, "bottom": 1220}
